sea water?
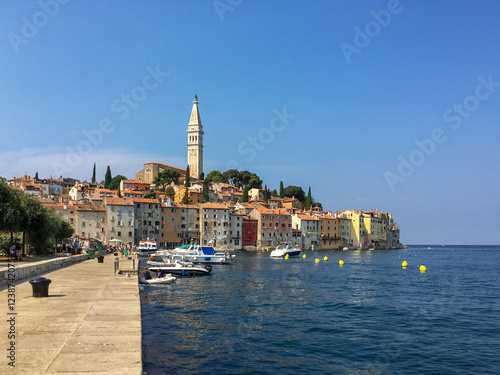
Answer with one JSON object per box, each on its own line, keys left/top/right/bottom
{"left": 140, "top": 245, "right": 500, "bottom": 374}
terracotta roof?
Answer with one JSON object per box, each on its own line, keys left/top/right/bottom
{"left": 200, "top": 203, "right": 230, "bottom": 209}
{"left": 76, "top": 204, "right": 105, "bottom": 212}
{"left": 255, "top": 208, "right": 291, "bottom": 216}
{"left": 133, "top": 198, "right": 161, "bottom": 204}
{"left": 105, "top": 197, "right": 134, "bottom": 206}
{"left": 297, "top": 214, "right": 318, "bottom": 221}
{"left": 145, "top": 161, "right": 186, "bottom": 172}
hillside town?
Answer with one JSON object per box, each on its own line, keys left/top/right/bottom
{"left": 3, "top": 96, "right": 401, "bottom": 251}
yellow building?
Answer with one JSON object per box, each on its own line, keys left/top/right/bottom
{"left": 174, "top": 188, "right": 203, "bottom": 205}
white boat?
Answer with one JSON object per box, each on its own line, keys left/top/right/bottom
{"left": 138, "top": 272, "right": 176, "bottom": 284}
{"left": 270, "top": 243, "right": 301, "bottom": 258}
{"left": 137, "top": 240, "right": 158, "bottom": 255}
{"left": 154, "top": 244, "right": 234, "bottom": 265}
{"left": 342, "top": 247, "right": 349, "bottom": 251}
{"left": 147, "top": 260, "right": 212, "bottom": 276}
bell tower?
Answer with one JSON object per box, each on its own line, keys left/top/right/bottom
{"left": 187, "top": 94, "right": 204, "bottom": 180}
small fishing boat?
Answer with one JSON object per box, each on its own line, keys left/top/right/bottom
{"left": 270, "top": 243, "right": 301, "bottom": 258}
{"left": 138, "top": 271, "right": 176, "bottom": 284}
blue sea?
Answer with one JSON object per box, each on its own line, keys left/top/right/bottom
{"left": 140, "top": 245, "right": 500, "bottom": 374}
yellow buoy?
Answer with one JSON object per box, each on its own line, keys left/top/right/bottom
{"left": 324, "top": 256, "right": 328, "bottom": 261}
{"left": 339, "top": 260, "right": 344, "bottom": 266}
{"left": 315, "top": 258, "right": 320, "bottom": 263}
{"left": 402, "top": 260, "right": 408, "bottom": 267}
{"left": 284, "top": 254, "right": 289, "bottom": 260}
{"left": 420, "top": 265, "right": 427, "bottom": 272}
{"left": 302, "top": 254, "right": 306, "bottom": 259}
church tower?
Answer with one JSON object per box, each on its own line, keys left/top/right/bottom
{"left": 187, "top": 94, "right": 204, "bottom": 180}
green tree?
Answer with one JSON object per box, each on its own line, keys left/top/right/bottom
{"left": 104, "top": 166, "right": 112, "bottom": 188}
{"left": 199, "top": 172, "right": 205, "bottom": 181}
{"left": 303, "top": 186, "right": 312, "bottom": 210}
{"left": 184, "top": 166, "right": 191, "bottom": 187}
{"left": 242, "top": 186, "right": 249, "bottom": 202}
{"left": 92, "top": 163, "right": 96, "bottom": 183}
{"left": 144, "top": 192, "right": 156, "bottom": 199}
{"left": 202, "top": 179, "right": 210, "bottom": 203}
{"left": 247, "top": 173, "right": 263, "bottom": 189}
{"left": 117, "top": 184, "right": 122, "bottom": 198}
{"left": 0, "top": 181, "right": 23, "bottom": 245}
{"left": 283, "top": 185, "right": 305, "bottom": 203}
{"left": 165, "top": 186, "right": 176, "bottom": 199}
{"left": 270, "top": 189, "right": 278, "bottom": 197}
{"left": 279, "top": 181, "right": 284, "bottom": 198}
{"left": 181, "top": 188, "right": 191, "bottom": 204}
{"left": 108, "top": 175, "right": 127, "bottom": 190}
{"left": 206, "top": 170, "right": 223, "bottom": 183}
{"left": 222, "top": 169, "right": 240, "bottom": 186}
{"left": 34, "top": 172, "right": 39, "bottom": 180}
{"left": 153, "top": 169, "right": 180, "bottom": 191}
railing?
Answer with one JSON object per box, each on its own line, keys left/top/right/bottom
{"left": 114, "top": 257, "right": 138, "bottom": 275}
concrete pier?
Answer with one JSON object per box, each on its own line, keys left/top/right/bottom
{"left": 0, "top": 255, "right": 142, "bottom": 374}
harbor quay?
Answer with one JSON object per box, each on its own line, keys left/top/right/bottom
{"left": 0, "top": 254, "right": 142, "bottom": 374}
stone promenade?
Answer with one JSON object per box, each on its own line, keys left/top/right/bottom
{"left": 0, "top": 254, "right": 142, "bottom": 374}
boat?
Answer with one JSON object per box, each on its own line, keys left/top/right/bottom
{"left": 270, "top": 243, "right": 301, "bottom": 258}
{"left": 342, "top": 247, "right": 349, "bottom": 251}
{"left": 138, "top": 271, "right": 176, "bottom": 284}
{"left": 153, "top": 244, "right": 234, "bottom": 265}
{"left": 147, "top": 260, "right": 212, "bottom": 276}
{"left": 137, "top": 240, "right": 159, "bottom": 255}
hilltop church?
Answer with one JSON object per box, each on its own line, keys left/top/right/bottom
{"left": 134, "top": 95, "right": 204, "bottom": 184}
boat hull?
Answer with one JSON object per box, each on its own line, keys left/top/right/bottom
{"left": 147, "top": 265, "right": 212, "bottom": 276}
{"left": 270, "top": 249, "right": 302, "bottom": 258}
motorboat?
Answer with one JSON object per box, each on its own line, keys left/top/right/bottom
{"left": 270, "top": 243, "right": 302, "bottom": 258}
{"left": 342, "top": 247, "right": 349, "bottom": 251}
{"left": 137, "top": 240, "right": 159, "bottom": 255}
{"left": 147, "top": 260, "right": 212, "bottom": 276}
{"left": 153, "top": 244, "right": 234, "bottom": 265}
{"left": 138, "top": 271, "right": 176, "bottom": 284}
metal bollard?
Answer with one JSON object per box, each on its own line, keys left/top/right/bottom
{"left": 29, "top": 277, "right": 51, "bottom": 297}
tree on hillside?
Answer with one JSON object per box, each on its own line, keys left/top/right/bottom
{"left": 205, "top": 170, "right": 224, "bottom": 183}
{"left": 117, "top": 184, "right": 122, "bottom": 198}
{"left": 153, "top": 169, "right": 180, "bottom": 191}
{"left": 108, "top": 175, "right": 127, "bottom": 190}
{"left": 92, "top": 163, "right": 96, "bottom": 183}
{"left": 185, "top": 166, "right": 191, "bottom": 187}
{"left": 34, "top": 172, "right": 39, "bottom": 180}
{"left": 202, "top": 179, "right": 210, "bottom": 203}
{"left": 144, "top": 192, "right": 156, "bottom": 199}
{"left": 104, "top": 166, "right": 112, "bottom": 188}
{"left": 247, "top": 173, "right": 263, "bottom": 189}
{"left": 165, "top": 186, "right": 176, "bottom": 199}
{"left": 271, "top": 189, "right": 278, "bottom": 197}
{"left": 222, "top": 169, "right": 240, "bottom": 187}
{"left": 199, "top": 172, "right": 205, "bottom": 181}
{"left": 279, "top": 181, "right": 284, "bottom": 198}
{"left": 283, "top": 185, "right": 305, "bottom": 203}
{"left": 181, "top": 188, "right": 191, "bottom": 204}
{"left": 242, "top": 186, "right": 249, "bottom": 202}
{"left": 303, "top": 186, "right": 312, "bottom": 210}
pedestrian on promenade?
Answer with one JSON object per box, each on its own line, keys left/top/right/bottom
{"left": 10, "top": 245, "right": 17, "bottom": 262}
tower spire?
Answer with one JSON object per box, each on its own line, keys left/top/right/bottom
{"left": 187, "top": 95, "right": 204, "bottom": 180}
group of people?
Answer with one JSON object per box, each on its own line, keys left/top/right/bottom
{"left": 114, "top": 243, "right": 138, "bottom": 259}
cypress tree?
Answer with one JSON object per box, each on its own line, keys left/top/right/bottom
{"left": 34, "top": 172, "right": 39, "bottom": 180}
{"left": 104, "top": 166, "right": 112, "bottom": 188}
{"left": 242, "top": 186, "right": 249, "bottom": 202}
{"left": 202, "top": 179, "right": 210, "bottom": 203}
{"left": 92, "top": 163, "right": 96, "bottom": 183}
{"left": 181, "top": 188, "right": 191, "bottom": 204}
{"left": 304, "top": 186, "right": 312, "bottom": 210}
{"left": 185, "top": 165, "right": 191, "bottom": 187}
{"left": 279, "top": 181, "right": 284, "bottom": 198}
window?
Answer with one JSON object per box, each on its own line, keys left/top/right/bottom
{"left": 129, "top": 232, "right": 132, "bottom": 237}
{"left": 82, "top": 222, "right": 86, "bottom": 227}
{"left": 117, "top": 231, "right": 121, "bottom": 236}
{"left": 82, "top": 231, "right": 85, "bottom": 237}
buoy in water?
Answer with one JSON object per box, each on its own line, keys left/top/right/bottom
{"left": 339, "top": 260, "right": 344, "bottom": 266}
{"left": 315, "top": 258, "right": 320, "bottom": 263}
{"left": 285, "top": 254, "right": 289, "bottom": 260}
{"left": 302, "top": 254, "right": 306, "bottom": 259}
{"left": 324, "top": 256, "right": 328, "bottom": 261}
{"left": 420, "top": 265, "right": 427, "bottom": 272}
{"left": 402, "top": 260, "right": 408, "bottom": 267}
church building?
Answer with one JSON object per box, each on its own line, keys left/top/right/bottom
{"left": 135, "top": 95, "right": 204, "bottom": 184}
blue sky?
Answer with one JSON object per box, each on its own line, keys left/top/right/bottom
{"left": 1, "top": 1, "right": 499, "bottom": 245}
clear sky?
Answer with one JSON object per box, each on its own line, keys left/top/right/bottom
{"left": 1, "top": 1, "right": 499, "bottom": 245}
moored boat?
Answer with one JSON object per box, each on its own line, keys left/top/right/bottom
{"left": 137, "top": 240, "right": 159, "bottom": 255}
{"left": 138, "top": 271, "right": 176, "bottom": 284}
{"left": 147, "top": 260, "right": 212, "bottom": 276}
{"left": 270, "top": 243, "right": 301, "bottom": 258}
